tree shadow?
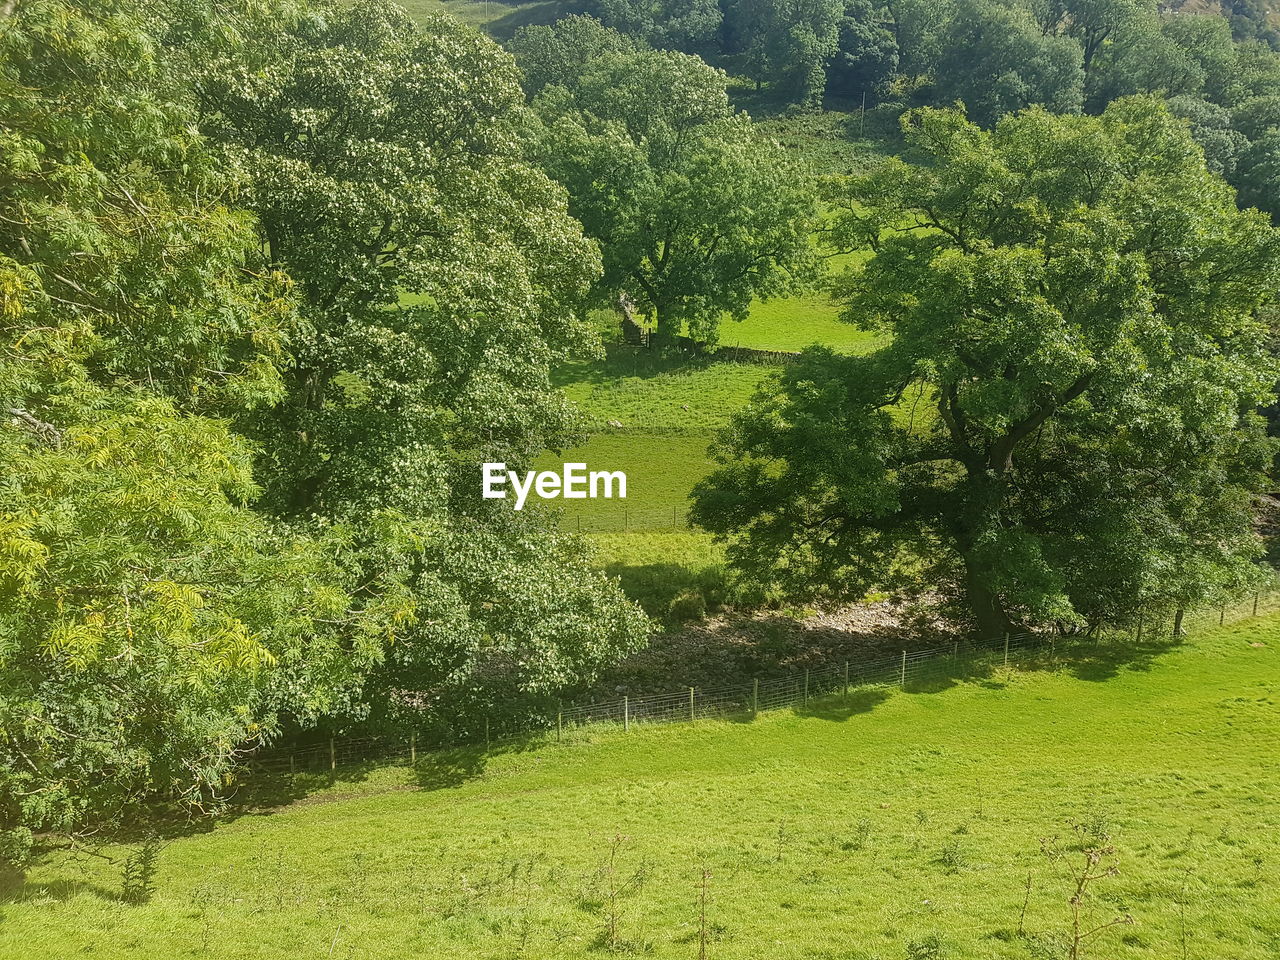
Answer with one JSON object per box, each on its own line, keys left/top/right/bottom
{"left": 1052, "top": 635, "right": 1179, "bottom": 683}
{"left": 549, "top": 344, "right": 717, "bottom": 393}
{"left": 0, "top": 874, "right": 127, "bottom": 908}
{"left": 794, "top": 687, "right": 891, "bottom": 721}
{"left": 409, "top": 744, "right": 490, "bottom": 790}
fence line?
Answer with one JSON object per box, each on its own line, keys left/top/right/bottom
{"left": 246, "top": 589, "right": 1280, "bottom": 778}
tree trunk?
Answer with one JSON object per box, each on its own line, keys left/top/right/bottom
{"left": 1172, "top": 608, "right": 1185, "bottom": 639}
{"left": 964, "top": 556, "right": 1014, "bottom": 640}
{"left": 652, "top": 305, "right": 680, "bottom": 350}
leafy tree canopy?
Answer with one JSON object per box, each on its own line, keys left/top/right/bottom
{"left": 0, "top": 0, "right": 407, "bottom": 864}
{"left": 516, "top": 24, "right": 819, "bottom": 343}
{"left": 692, "top": 99, "right": 1280, "bottom": 638}
{"left": 934, "top": 0, "right": 1085, "bottom": 124}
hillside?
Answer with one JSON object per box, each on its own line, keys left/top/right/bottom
{"left": 5, "top": 617, "right": 1278, "bottom": 959}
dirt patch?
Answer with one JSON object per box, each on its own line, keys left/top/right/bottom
{"left": 588, "top": 599, "right": 957, "bottom": 697}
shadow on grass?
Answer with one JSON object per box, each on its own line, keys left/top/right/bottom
{"left": 549, "top": 343, "right": 719, "bottom": 393}
{"left": 0, "top": 873, "right": 126, "bottom": 907}
{"left": 794, "top": 688, "right": 891, "bottom": 721}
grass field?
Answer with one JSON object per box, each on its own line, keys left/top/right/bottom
{"left": 6, "top": 617, "right": 1278, "bottom": 958}
{"left": 391, "top": 0, "right": 586, "bottom": 37}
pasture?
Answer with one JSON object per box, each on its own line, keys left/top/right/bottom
{"left": 5, "top": 616, "right": 1278, "bottom": 959}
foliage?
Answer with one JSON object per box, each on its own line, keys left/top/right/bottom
{"left": 517, "top": 24, "right": 820, "bottom": 343}
{"left": 729, "top": 0, "right": 846, "bottom": 106}
{"left": 509, "top": 13, "right": 639, "bottom": 95}
{"left": 0, "top": 0, "right": 648, "bottom": 864}
{"left": 169, "top": 0, "right": 648, "bottom": 711}
{"left": 0, "top": 0, "right": 406, "bottom": 863}
{"left": 934, "top": 0, "right": 1085, "bottom": 124}
{"left": 591, "top": 0, "right": 722, "bottom": 54}
{"left": 693, "top": 100, "right": 1280, "bottom": 636}
{"left": 828, "top": 0, "right": 901, "bottom": 98}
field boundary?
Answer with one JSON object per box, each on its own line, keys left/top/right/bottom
{"left": 247, "top": 589, "right": 1280, "bottom": 777}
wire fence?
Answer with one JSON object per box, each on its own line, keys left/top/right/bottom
{"left": 246, "top": 588, "right": 1280, "bottom": 779}
{"left": 559, "top": 506, "right": 693, "bottom": 534}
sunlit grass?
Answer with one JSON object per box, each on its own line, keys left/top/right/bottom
{"left": 7, "top": 618, "right": 1278, "bottom": 958}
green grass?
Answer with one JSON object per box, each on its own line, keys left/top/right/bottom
{"left": 7, "top": 617, "right": 1279, "bottom": 958}
{"left": 721, "top": 290, "right": 883, "bottom": 354}
{"left": 553, "top": 357, "right": 770, "bottom": 435}
{"left": 536, "top": 433, "right": 714, "bottom": 532}
{"left": 389, "top": 0, "right": 587, "bottom": 37}
{"left": 589, "top": 531, "right": 729, "bottom": 621}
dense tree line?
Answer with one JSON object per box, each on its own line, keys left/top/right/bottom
{"left": 0, "top": 0, "right": 648, "bottom": 865}
{"left": 587, "top": 0, "right": 1280, "bottom": 219}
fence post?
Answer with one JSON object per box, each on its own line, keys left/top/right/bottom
{"left": 1003, "top": 633, "right": 1010, "bottom": 667}
{"left": 952, "top": 640, "right": 958, "bottom": 663}
{"left": 900, "top": 650, "right": 906, "bottom": 688}
{"left": 624, "top": 696, "right": 630, "bottom": 732}
{"left": 289, "top": 754, "right": 295, "bottom": 776}
{"left": 843, "top": 661, "right": 849, "bottom": 696}
{"left": 689, "top": 686, "right": 695, "bottom": 722}
{"left": 1220, "top": 605, "right": 1226, "bottom": 626}
{"left": 329, "top": 738, "right": 335, "bottom": 771}
{"left": 1254, "top": 593, "right": 1260, "bottom": 616}
{"left": 752, "top": 678, "right": 759, "bottom": 717}
{"left": 410, "top": 730, "right": 416, "bottom": 765}
{"left": 803, "top": 669, "right": 809, "bottom": 703}
{"left": 557, "top": 707, "right": 563, "bottom": 742}
{"left": 485, "top": 718, "right": 490, "bottom": 749}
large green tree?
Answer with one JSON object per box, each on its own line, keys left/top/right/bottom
{"left": 168, "top": 0, "right": 648, "bottom": 716}
{"left": 0, "top": 0, "right": 408, "bottom": 864}
{"left": 516, "top": 27, "right": 818, "bottom": 344}
{"left": 692, "top": 100, "right": 1280, "bottom": 637}
{"left": 730, "top": 0, "right": 845, "bottom": 105}
{"left": 933, "top": 0, "right": 1085, "bottom": 124}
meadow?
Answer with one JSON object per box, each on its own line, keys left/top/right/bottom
{"left": 5, "top": 616, "right": 1277, "bottom": 959}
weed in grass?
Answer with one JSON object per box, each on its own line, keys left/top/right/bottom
{"left": 1039, "top": 822, "right": 1135, "bottom": 960}
{"left": 590, "top": 834, "right": 648, "bottom": 952}
{"left": 695, "top": 866, "right": 712, "bottom": 960}
{"left": 906, "top": 933, "right": 946, "bottom": 960}
{"left": 842, "top": 817, "right": 874, "bottom": 852}
{"left": 935, "top": 839, "right": 968, "bottom": 875}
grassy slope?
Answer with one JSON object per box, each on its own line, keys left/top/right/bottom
{"left": 7, "top": 618, "right": 1278, "bottom": 958}
{"left": 392, "top": 0, "right": 588, "bottom": 38}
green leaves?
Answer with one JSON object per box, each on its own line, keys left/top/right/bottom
{"left": 520, "top": 26, "right": 819, "bottom": 344}
{"left": 696, "top": 99, "right": 1280, "bottom": 636}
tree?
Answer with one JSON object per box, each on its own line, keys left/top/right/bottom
{"left": 592, "top": 0, "right": 723, "bottom": 54}
{"left": 827, "top": 1, "right": 900, "bottom": 99}
{"left": 171, "top": 0, "right": 648, "bottom": 706}
{"left": 1168, "top": 95, "right": 1249, "bottom": 176}
{"left": 1033, "top": 0, "right": 1152, "bottom": 76}
{"left": 1237, "top": 130, "right": 1280, "bottom": 222}
{"left": 730, "top": 0, "right": 845, "bottom": 106}
{"left": 510, "top": 14, "right": 639, "bottom": 96}
{"left": 692, "top": 100, "right": 1280, "bottom": 637}
{"left": 934, "top": 0, "right": 1085, "bottom": 124}
{"left": 520, "top": 33, "right": 819, "bottom": 343}
{"left": 0, "top": 0, "right": 403, "bottom": 864}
